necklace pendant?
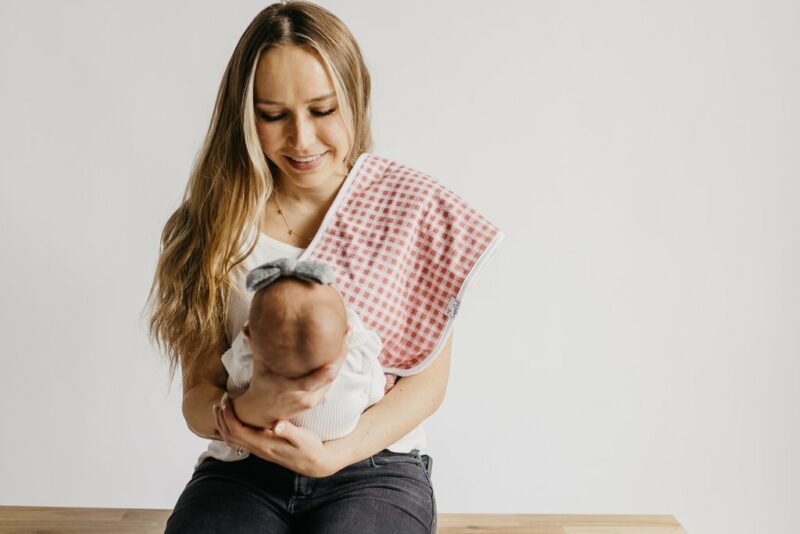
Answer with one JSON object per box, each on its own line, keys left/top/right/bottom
{"left": 277, "top": 209, "right": 283, "bottom": 215}
{"left": 288, "top": 229, "right": 293, "bottom": 236}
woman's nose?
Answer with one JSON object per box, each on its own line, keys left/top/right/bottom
{"left": 287, "top": 115, "right": 316, "bottom": 152}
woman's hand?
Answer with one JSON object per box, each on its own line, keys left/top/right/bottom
{"left": 214, "top": 393, "right": 346, "bottom": 477}
{"left": 232, "top": 361, "right": 340, "bottom": 428}
{"left": 384, "top": 372, "right": 398, "bottom": 394}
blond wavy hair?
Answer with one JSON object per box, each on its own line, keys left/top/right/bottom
{"left": 145, "top": 1, "right": 373, "bottom": 387}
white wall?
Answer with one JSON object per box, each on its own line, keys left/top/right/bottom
{"left": 1, "top": 2, "right": 798, "bottom": 533}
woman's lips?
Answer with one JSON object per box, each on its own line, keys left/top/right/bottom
{"left": 285, "top": 151, "right": 327, "bottom": 171}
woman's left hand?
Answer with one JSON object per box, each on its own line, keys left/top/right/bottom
{"left": 214, "top": 393, "right": 347, "bottom": 478}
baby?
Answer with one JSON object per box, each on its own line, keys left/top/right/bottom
{"left": 223, "top": 258, "right": 387, "bottom": 442}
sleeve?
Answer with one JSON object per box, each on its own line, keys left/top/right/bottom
{"left": 221, "top": 332, "right": 253, "bottom": 392}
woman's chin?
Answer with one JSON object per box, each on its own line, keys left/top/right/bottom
{"left": 276, "top": 166, "right": 348, "bottom": 190}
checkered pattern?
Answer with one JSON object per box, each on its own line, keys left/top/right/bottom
{"left": 306, "top": 154, "right": 504, "bottom": 374}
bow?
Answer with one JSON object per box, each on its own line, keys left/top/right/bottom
{"left": 245, "top": 257, "right": 335, "bottom": 293}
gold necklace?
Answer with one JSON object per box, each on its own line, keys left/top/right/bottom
{"left": 272, "top": 187, "right": 314, "bottom": 243}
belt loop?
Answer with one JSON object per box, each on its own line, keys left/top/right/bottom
{"left": 369, "top": 455, "right": 376, "bottom": 468}
{"left": 422, "top": 454, "right": 433, "bottom": 476}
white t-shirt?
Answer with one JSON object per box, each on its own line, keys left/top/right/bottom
{"left": 196, "top": 231, "right": 426, "bottom": 468}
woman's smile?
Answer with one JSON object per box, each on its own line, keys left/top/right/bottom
{"left": 285, "top": 151, "right": 328, "bottom": 171}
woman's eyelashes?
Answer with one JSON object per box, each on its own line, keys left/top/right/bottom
{"left": 258, "top": 108, "right": 337, "bottom": 122}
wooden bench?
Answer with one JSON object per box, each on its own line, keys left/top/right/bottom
{"left": 0, "top": 506, "right": 687, "bottom": 533}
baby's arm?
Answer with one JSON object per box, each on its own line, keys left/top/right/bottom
{"left": 220, "top": 335, "right": 278, "bottom": 430}
{"left": 228, "top": 365, "right": 287, "bottom": 430}
{"left": 226, "top": 385, "right": 269, "bottom": 429}
{"left": 229, "top": 357, "right": 338, "bottom": 430}
{"left": 215, "top": 374, "right": 265, "bottom": 430}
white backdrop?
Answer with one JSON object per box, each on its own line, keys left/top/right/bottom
{"left": 1, "top": 2, "right": 798, "bottom": 534}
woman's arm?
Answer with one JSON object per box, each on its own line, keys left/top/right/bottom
{"left": 216, "top": 331, "right": 454, "bottom": 476}
{"left": 329, "top": 331, "right": 453, "bottom": 466}
{"left": 185, "top": 383, "right": 227, "bottom": 439}
{"left": 181, "top": 338, "right": 229, "bottom": 440}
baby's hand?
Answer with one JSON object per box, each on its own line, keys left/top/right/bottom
{"left": 384, "top": 373, "right": 398, "bottom": 394}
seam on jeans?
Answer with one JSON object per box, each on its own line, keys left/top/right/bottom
{"left": 422, "top": 461, "right": 436, "bottom": 532}
{"left": 413, "top": 450, "right": 436, "bottom": 533}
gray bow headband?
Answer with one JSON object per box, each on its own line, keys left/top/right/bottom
{"left": 245, "top": 258, "right": 336, "bottom": 293}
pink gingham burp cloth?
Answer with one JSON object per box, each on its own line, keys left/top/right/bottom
{"left": 298, "top": 153, "right": 504, "bottom": 376}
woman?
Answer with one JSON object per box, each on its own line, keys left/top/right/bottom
{"left": 148, "top": 2, "right": 500, "bottom": 532}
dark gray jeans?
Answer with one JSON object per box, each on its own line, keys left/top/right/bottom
{"left": 164, "top": 449, "right": 436, "bottom": 533}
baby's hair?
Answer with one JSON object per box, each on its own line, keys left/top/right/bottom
{"left": 248, "top": 277, "right": 348, "bottom": 378}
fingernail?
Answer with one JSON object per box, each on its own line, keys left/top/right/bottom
{"left": 274, "top": 422, "right": 286, "bottom": 435}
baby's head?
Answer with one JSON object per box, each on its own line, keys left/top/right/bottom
{"left": 243, "top": 276, "right": 349, "bottom": 379}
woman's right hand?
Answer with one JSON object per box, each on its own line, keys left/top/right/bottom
{"left": 230, "top": 360, "right": 340, "bottom": 428}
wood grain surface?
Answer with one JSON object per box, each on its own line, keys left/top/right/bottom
{"left": 0, "top": 506, "right": 688, "bottom": 533}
